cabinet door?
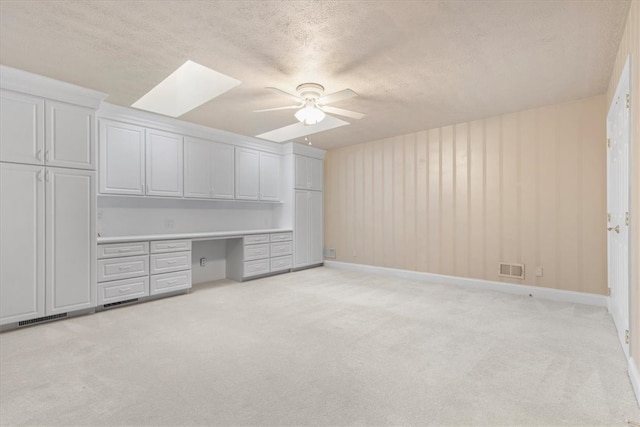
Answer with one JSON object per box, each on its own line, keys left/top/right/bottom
{"left": 308, "top": 191, "right": 324, "bottom": 264}
{"left": 259, "top": 152, "right": 280, "bottom": 201}
{"left": 294, "top": 155, "right": 309, "bottom": 189}
{"left": 45, "top": 101, "right": 94, "bottom": 170}
{"left": 293, "top": 190, "right": 309, "bottom": 268}
{"left": 146, "top": 129, "right": 183, "bottom": 197}
{"left": 45, "top": 168, "right": 96, "bottom": 315}
{"left": 184, "top": 137, "right": 212, "bottom": 199}
{"left": 99, "top": 120, "right": 145, "bottom": 195}
{"left": 211, "top": 142, "right": 235, "bottom": 199}
{"left": 0, "top": 90, "right": 45, "bottom": 165}
{"left": 0, "top": 163, "right": 45, "bottom": 325}
{"left": 309, "top": 157, "right": 323, "bottom": 191}
{"left": 235, "top": 147, "right": 259, "bottom": 200}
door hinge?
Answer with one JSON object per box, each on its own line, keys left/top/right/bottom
{"left": 607, "top": 287, "right": 611, "bottom": 296}
{"left": 625, "top": 212, "right": 630, "bottom": 226}
{"left": 625, "top": 329, "right": 630, "bottom": 344}
{"left": 607, "top": 138, "right": 611, "bottom": 148}
{"left": 626, "top": 93, "right": 631, "bottom": 109}
{"left": 607, "top": 212, "right": 611, "bottom": 222}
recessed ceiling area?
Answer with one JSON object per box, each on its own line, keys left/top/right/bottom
{"left": 0, "top": 0, "right": 631, "bottom": 149}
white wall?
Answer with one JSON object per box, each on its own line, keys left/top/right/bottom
{"left": 191, "top": 240, "right": 227, "bottom": 284}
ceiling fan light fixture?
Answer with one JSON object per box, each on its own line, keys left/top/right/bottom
{"left": 295, "top": 104, "right": 326, "bottom": 125}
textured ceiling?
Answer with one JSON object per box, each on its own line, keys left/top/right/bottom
{"left": 0, "top": 0, "right": 631, "bottom": 149}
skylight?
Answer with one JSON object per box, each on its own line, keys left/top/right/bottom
{"left": 131, "top": 60, "right": 241, "bottom": 117}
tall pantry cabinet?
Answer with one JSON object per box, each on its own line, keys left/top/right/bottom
{"left": 0, "top": 67, "right": 106, "bottom": 326}
{"left": 292, "top": 153, "right": 324, "bottom": 269}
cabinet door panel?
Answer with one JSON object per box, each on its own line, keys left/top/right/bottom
{"left": 259, "top": 152, "right": 279, "bottom": 201}
{"left": 309, "top": 157, "right": 323, "bottom": 191}
{"left": 211, "top": 142, "right": 235, "bottom": 199}
{"left": 294, "top": 190, "right": 309, "bottom": 268}
{"left": 45, "top": 168, "right": 96, "bottom": 314}
{"left": 99, "top": 120, "right": 145, "bottom": 195}
{"left": 0, "top": 90, "right": 44, "bottom": 165}
{"left": 0, "top": 163, "right": 45, "bottom": 325}
{"left": 46, "top": 101, "right": 94, "bottom": 170}
{"left": 294, "top": 155, "right": 308, "bottom": 189}
{"left": 184, "top": 137, "right": 212, "bottom": 199}
{"left": 146, "top": 129, "right": 183, "bottom": 197}
{"left": 309, "top": 191, "right": 324, "bottom": 264}
{"left": 235, "top": 148, "right": 259, "bottom": 200}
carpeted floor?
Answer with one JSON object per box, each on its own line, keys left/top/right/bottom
{"left": 1, "top": 266, "right": 638, "bottom": 426}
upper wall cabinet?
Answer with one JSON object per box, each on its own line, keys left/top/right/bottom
{"left": 145, "top": 129, "right": 183, "bottom": 197}
{"left": 235, "top": 147, "right": 280, "bottom": 201}
{"left": 294, "top": 155, "right": 323, "bottom": 191}
{"left": 0, "top": 90, "right": 44, "bottom": 165}
{"left": 99, "top": 120, "right": 145, "bottom": 195}
{"left": 1, "top": 91, "right": 94, "bottom": 170}
{"left": 184, "top": 137, "right": 234, "bottom": 199}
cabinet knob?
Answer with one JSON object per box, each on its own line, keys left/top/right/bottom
{"left": 36, "top": 149, "right": 42, "bottom": 161}
{"left": 44, "top": 150, "right": 50, "bottom": 163}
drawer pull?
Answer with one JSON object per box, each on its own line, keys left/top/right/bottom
{"left": 118, "top": 248, "right": 132, "bottom": 252}
{"left": 165, "top": 245, "right": 176, "bottom": 248}
{"left": 118, "top": 266, "right": 132, "bottom": 270}
{"left": 118, "top": 287, "right": 132, "bottom": 293}
{"left": 166, "top": 280, "right": 178, "bottom": 284}
{"left": 166, "top": 260, "right": 177, "bottom": 264}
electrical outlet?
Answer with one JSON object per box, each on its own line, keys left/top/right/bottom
{"left": 200, "top": 258, "right": 206, "bottom": 267}
{"left": 324, "top": 248, "right": 336, "bottom": 258}
{"left": 165, "top": 219, "right": 174, "bottom": 229}
{"left": 535, "top": 266, "right": 543, "bottom": 277}
{"left": 97, "top": 210, "right": 103, "bottom": 220}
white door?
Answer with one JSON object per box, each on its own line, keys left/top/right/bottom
{"left": 235, "top": 147, "right": 259, "bottom": 200}
{"left": 259, "top": 152, "right": 280, "bottom": 201}
{"left": 607, "top": 56, "right": 631, "bottom": 358}
{"left": 45, "top": 167, "right": 96, "bottom": 315}
{"left": 0, "top": 163, "right": 45, "bottom": 325}
{"left": 211, "top": 142, "right": 235, "bottom": 199}
{"left": 184, "top": 137, "right": 212, "bottom": 199}
{"left": 309, "top": 190, "right": 324, "bottom": 264}
{"left": 99, "top": 120, "right": 145, "bottom": 195}
{"left": 0, "top": 90, "right": 44, "bottom": 165}
{"left": 45, "top": 101, "right": 94, "bottom": 170}
{"left": 146, "top": 129, "right": 183, "bottom": 197}
{"left": 294, "top": 190, "right": 309, "bottom": 267}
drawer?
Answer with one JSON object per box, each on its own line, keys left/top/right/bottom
{"left": 98, "top": 242, "right": 149, "bottom": 259}
{"left": 98, "top": 255, "right": 149, "bottom": 282}
{"left": 244, "top": 243, "right": 269, "bottom": 261}
{"left": 244, "top": 234, "right": 269, "bottom": 245}
{"left": 270, "top": 241, "right": 292, "bottom": 257}
{"left": 150, "top": 251, "right": 191, "bottom": 274}
{"left": 150, "top": 270, "right": 192, "bottom": 296}
{"left": 270, "top": 255, "right": 292, "bottom": 272}
{"left": 150, "top": 239, "right": 192, "bottom": 254}
{"left": 244, "top": 259, "right": 270, "bottom": 277}
{"left": 98, "top": 276, "right": 149, "bottom": 305}
{"left": 270, "top": 232, "right": 292, "bottom": 242}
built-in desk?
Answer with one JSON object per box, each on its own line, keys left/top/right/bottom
{"left": 96, "top": 228, "right": 292, "bottom": 244}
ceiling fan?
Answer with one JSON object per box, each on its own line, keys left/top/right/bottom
{"left": 254, "top": 83, "right": 364, "bottom": 143}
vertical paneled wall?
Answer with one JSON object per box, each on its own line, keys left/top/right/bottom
{"left": 325, "top": 95, "right": 606, "bottom": 294}
{"left": 606, "top": 0, "right": 639, "bottom": 367}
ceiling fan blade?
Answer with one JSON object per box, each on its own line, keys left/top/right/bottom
{"left": 254, "top": 105, "right": 300, "bottom": 113}
{"left": 255, "top": 115, "right": 350, "bottom": 143}
{"left": 321, "top": 105, "right": 365, "bottom": 120}
{"left": 318, "top": 88, "right": 357, "bottom": 105}
{"left": 266, "top": 87, "right": 303, "bottom": 103}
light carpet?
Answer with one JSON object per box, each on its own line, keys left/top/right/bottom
{"left": 1, "top": 267, "right": 639, "bottom": 426}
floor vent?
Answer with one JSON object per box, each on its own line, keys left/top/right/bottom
{"left": 103, "top": 299, "right": 138, "bottom": 309}
{"left": 18, "top": 313, "right": 67, "bottom": 327}
{"left": 499, "top": 263, "right": 525, "bottom": 279}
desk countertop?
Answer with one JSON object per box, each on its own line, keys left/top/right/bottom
{"left": 97, "top": 228, "right": 293, "bottom": 244}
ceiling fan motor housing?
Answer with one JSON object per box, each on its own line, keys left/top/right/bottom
{"left": 296, "top": 83, "right": 324, "bottom": 101}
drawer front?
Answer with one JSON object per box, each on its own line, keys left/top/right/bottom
{"left": 244, "top": 243, "right": 270, "bottom": 261}
{"left": 150, "top": 239, "right": 192, "bottom": 254}
{"left": 150, "top": 251, "right": 191, "bottom": 274}
{"left": 98, "top": 276, "right": 149, "bottom": 305}
{"left": 150, "top": 270, "right": 192, "bottom": 296}
{"left": 270, "top": 241, "right": 292, "bottom": 257}
{"left": 270, "top": 232, "right": 292, "bottom": 242}
{"left": 98, "top": 242, "right": 149, "bottom": 259}
{"left": 244, "top": 259, "right": 270, "bottom": 277}
{"left": 98, "top": 255, "right": 149, "bottom": 282}
{"left": 244, "top": 234, "right": 269, "bottom": 245}
{"left": 270, "top": 255, "right": 292, "bottom": 272}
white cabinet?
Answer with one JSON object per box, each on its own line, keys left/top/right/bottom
{"left": 184, "top": 137, "right": 234, "bottom": 199}
{"left": 0, "top": 163, "right": 45, "bottom": 324}
{"left": 146, "top": 129, "right": 183, "bottom": 197}
{"left": 0, "top": 163, "right": 95, "bottom": 324}
{"left": 0, "top": 90, "right": 44, "bottom": 165}
{"left": 226, "top": 232, "right": 292, "bottom": 281}
{"left": 45, "top": 101, "right": 94, "bottom": 170}
{"left": 235, "top": 148, "right": 280, "bottom": 201}
{"left": 99, "top": 120, "right": 145, "bottom": 195}
{"left": 294, "top": 190, "right": 323, "bottom": 268}
{"left": 294, "top": 155, "right": 323, "bottom": 191}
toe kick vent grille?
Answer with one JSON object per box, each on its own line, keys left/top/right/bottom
{"left": 103, "top": 298, "right": 138, "bottom": 309}
{"left": 499, "top": 263, "right": 525, "bottom": 279}
{"left": 18, "top": 313, "right": 67, "bottom": 327}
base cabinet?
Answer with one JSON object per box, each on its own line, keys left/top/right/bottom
{"left": 227, "top": 232, "right": 292, "bottom": 281}
{"left": 294, "top": 190, "right": 323, "bottom": 269}
{"left": 0, "top": 163, "right": 96, "bottom": 325}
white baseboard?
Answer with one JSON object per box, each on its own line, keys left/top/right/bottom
{"left": 630, "top": 357, "right": 640, "bottom": 408}
{"left": 323, "top": 261, "right": 608, "bottom": 307}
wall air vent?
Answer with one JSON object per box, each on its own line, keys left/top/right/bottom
{"left": 18, "top": 313, "right": 67, "bottom": 327}
{"left": 103, "top": 299, "right": 138, "bottom": 309}
{"left": 498, "top": 263, "right": 525, "bottom": 279}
